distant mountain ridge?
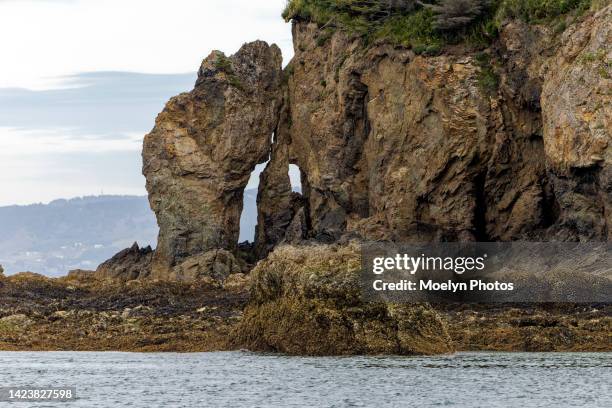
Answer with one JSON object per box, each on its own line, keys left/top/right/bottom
{"left": 0, "top": 192, "right": 260, "bottom": 276}
{"left": 0, "top": 195, "right": 158, "bottom": 276}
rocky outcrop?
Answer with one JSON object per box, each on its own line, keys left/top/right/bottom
{"left": 541, "top": 5, "right": 612, "bottom": 240}
{"left": 94, "top": 243, "right": 247, "bottom": 283}
{"left": 254, "top": 6, "right": 611, "bottom": 250}
{"left": 95, "top": 243, "right": 153, "bottom": 281}
{"left": 256, "top": 21, "right": 550, "bottom": 247}
{"left": 89, "top": 6, "right": 611, "bottom": 355}
{"left": 233, "top": 244, "right": 454, "bottom": 355}
{"left": 143, "top": 41, "right": 284, "bottom": 279}
{"left": 133, "top": 6, "right": 611, "bottom": 280}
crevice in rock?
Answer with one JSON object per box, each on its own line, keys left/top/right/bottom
{"left": 253, "top": 112, "right": 309, "bottom": 259}
{"left": 473, "top": 170, "right": 489, "bottom": 241}
{"left": 341, "top": 73, "right": 371, "bottom": 219}
{"left": 539, "top": 174, "right": 559, "bottom": 231}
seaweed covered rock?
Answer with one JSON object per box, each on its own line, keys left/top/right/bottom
{"left": 169, "top": 249, "right": 244, "bottom": 282}
{"left": 233, "top": 244, "right": 454, "bottom": 355}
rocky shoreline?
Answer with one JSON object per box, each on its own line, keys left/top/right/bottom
{"left": 1, "top": 255, "right": 609, "bottom": 354}
{"left": 0, "top": 271, "right": 248, "bottom": 352}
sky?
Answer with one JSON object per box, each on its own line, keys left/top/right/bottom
{"left": 0, "top": 0, "right": 295, "bottom": 206}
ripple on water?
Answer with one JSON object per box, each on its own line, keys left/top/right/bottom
{"left": 0, "top": 351, "right": 610, "bottom": 407}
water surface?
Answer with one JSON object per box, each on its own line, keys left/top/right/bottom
{"left": 0, "top": 351, "right": 610, "bottom": 407}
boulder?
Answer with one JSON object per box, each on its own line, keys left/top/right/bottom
{"left": 233, "top": 244, "right": 454, "bottom": 355}
{"left": 95, "top": 243, "right": 154, "bottom": 281}
{"left": 169, "top": 249, "right": 243, "bottom": 281}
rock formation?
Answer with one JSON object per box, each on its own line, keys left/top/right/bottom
{"left": 541, "top": 5, "right": 612, "bottom": 240}
{"left": 253, "top": 6, "right": 611, "bottom": 251}
{"left": 143, "top": 41, "right": 284, "bottom": 279}
{"left": 132, "top": 6, "right": 611, "bottom": 282}
{"left": 233, "top": 244, "right": 454, "bottom": 355}
{"left": 0, "top": 3, "right": 607, "bottom": 356}
{"left": 90, "top": 2, "right": 612, "bottom": 355}
{"left": 95, "top": 242, "right": 153, "bottom": 281}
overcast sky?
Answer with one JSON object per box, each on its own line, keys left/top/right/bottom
{"left": 0, "top": 0, "right": 294, "bottom": 206}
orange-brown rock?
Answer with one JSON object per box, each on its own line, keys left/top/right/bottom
{"left": 255, "top": 7, "right": 611, "bottom": 249}
{"left": 143, "top": 41, "right": 284, "bottom": 279}
{"left": 256, "top": 21, "right": 550, "bottom": 247}
{"left": 541, "top": 5, "right": 612, "bottom": 240}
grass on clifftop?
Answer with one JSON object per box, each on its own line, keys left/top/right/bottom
{"left": 282, "top": 0, "right": 594, "bottom": 52}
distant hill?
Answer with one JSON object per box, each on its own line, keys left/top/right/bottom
{"left": 0, "top": 192, "right": 260, "bottom": 276}
{"left": 0, "top": 196, "right": 158, "bottom": 276}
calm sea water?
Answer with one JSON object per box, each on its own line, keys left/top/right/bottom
{"left": 0, "top": 351, "right": 610, "bottom": 407}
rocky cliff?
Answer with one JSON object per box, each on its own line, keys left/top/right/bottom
{"left": 87, "top": 3, "right": 612, "bottom": 355}
{"left": 257, "top": 5, "right": 611, "bottom": 250}
{"left": 541, "top": 6, "right": 612, "bottom": 239}
{"left": 135, "top": 5, "right": 610, "bottom": 281}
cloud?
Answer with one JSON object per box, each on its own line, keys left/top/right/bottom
{"left": 0, "top": 127, "right": 144, "bottom": 154}
{"left": 0, "top": 70, "right": 195, "bottom": 205}
{"left": 0, "top": 71, "right": 195, "bottom": 135}
{"left": 0, "top": 0, "right": 293, "bottom": 89}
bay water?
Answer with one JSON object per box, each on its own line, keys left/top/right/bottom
{"left": 0, "top": 351, "right": 610, "bottom": 407}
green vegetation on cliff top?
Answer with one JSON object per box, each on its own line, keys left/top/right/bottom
{"left": 282, "top": 0, "right": 594, "bottom": 51}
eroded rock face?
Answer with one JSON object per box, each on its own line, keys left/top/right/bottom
{"left": 254, "top": 96, "right": 307, "bottom": 258}
{"left": 255, "top": 7, "right": 611, "bottom": 249}
{"left": 143, "top": 41, "right": 283, "bottom": 278}
{"left": 256, "top": 21, "right": 551, "bottom": 248}
{"left": 125, "top": 6, "right": 610, "bottom": 283}
{"left": 541, "top": 5, "right": 612, "bottom": 240}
